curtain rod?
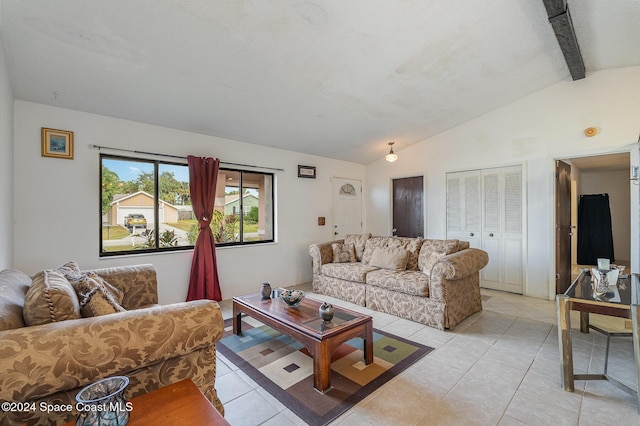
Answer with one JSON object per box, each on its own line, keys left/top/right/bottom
{"left": 89, "top": 144, "right": 284, "bottom": 172}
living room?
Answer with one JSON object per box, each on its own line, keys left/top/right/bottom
{"left": 1, "top": 1, "right": 640, "bottom": 425}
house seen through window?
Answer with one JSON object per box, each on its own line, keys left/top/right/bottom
{"left": 100, "top": 155, "right": 274, "bottom": 256}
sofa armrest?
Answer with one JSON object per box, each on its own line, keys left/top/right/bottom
{"left": 429, "top": 248, "right": 489, "bottom": 300}
{"left": 84, "top": 264, "right": 158, "bottom": 309}
{"left": 308, "top": 240, "right": 344, "bottom": 275}
{"left": 0, "top": 300, "right": 223, "bottom": 403}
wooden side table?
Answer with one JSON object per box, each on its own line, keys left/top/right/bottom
{"left": 63, "top": 379, "right": 229, "bottom": 425}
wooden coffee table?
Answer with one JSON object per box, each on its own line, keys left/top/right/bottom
{"left": 232, "top": 291, "right": 374, "bottom": 393}
{"left": 62, "top": 379, "right": 229, "bottom": 425}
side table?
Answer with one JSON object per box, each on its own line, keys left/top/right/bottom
{"left": 556, "top": 270, "right": 640, "bottom": 412}
{"left": 62, "top": 379, "right": 229, "bottom": 425}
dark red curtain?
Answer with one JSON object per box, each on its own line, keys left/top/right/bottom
{"left": 186, "top": 155, "right": 222, "bottom": 302}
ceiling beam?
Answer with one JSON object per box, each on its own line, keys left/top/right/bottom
{"left": 542, "top": 0, "right": 585, "bottom": 80}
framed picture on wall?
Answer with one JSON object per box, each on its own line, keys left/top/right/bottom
{"left": 41, "top": 127, "right": 74, "bottom": 159}
{"left": 298, "top": 165, "right": 316, "bottom": 179}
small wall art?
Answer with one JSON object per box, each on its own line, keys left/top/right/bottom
{"left": 298, "top": 165, "right": 316, "bottom": 179}
{"left": 41, "top": 127, "right": 74, "bottom": 159}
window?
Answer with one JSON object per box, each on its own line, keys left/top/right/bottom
{"left": 217, "top": 170, "right": 274, "bottom": 244}
{"left": 100, "top": 154, "right": 274, "bottom": 256}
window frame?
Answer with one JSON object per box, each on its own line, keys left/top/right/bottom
{"left": 99, "top": 154, "right": 276, "bottom": 257}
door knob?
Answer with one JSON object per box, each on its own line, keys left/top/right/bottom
{"left": 470, "top": 232, "right": 474, "bottom": 237}
{"left": 334, "top": 232, "right": 339, "bottom": 235}
{"left": 489, "top": 233, "right": 494, "bottom": 237}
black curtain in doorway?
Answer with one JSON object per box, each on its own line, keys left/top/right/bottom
{"left": 577, "top": 194, "right": 615, "bottom": 265}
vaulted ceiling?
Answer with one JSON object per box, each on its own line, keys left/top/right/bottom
{"left": 1, "top": 1, "right": 639, "bottom": 164}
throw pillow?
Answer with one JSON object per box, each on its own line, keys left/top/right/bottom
{"left": 332, "top": 243, "right": 356, "bottom": 263}
{"left": 69, "top": 272, "right": 126, "bottom": 317}
{"left": 55, "top": 261, "right": 125, "bottom": 305}
{"left": 421, "top": 251, "right": 447, "bottom": 277}
{"left": 368, "top": 247, "right": 410, "bottom": 271}
{"left": 23, "top": 270, "right": 81, "bottom": 326}
{"left": 344, "top": 233, "right": 371, "bottom": 262}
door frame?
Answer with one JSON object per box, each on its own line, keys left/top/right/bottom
{"left": 388, "top": 174, "right": 426, "bottom": 237}
{"left": 551, "top": 147, "right": 638, "bottom": 300}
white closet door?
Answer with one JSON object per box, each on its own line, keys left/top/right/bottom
{"left": 446, "top": 165, "right": 524, "bottom": 294}
{"left": 446, "top": 171, "right": 481, "bottom": 248}
{"left": 481, "top": 170, "right": 502, "bottom": 289}
{"left": 501, "top": 166, "right": 523, "bottom": 293}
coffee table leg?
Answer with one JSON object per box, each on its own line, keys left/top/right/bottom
{"left": 232, "top": 303, "right": 242, "bottom": 335}
{"left": 364, "top": 321, "right": 373, "bottom": 365}
{"left": 313, "top": 342, "right": 331, "bottom": 393}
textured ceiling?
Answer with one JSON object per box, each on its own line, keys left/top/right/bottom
{"left": 1, "top": 0, "right": 639, "bottom": 164}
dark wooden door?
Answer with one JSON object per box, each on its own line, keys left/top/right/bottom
{"left": 556, "top": 160, "right": 572, "bottom": 294}
{"left": 392, "top": 176, "right": 424, "bottom": 237}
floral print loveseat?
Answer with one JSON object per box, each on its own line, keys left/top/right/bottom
{"left": 309, "top": 234, "right": 489, "bottom": 330}
{"left": 0, "top": 263, "right": 224, "bottom": 426}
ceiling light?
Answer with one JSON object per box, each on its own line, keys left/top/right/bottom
{"left": 385, "top": 142, "right": 398, "bottom": 162}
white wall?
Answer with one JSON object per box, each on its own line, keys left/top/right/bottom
{"left": 13, "top": 101, "right": 365, "bottom": 303}
{"left": 580, "top": 169, "right": 631, "bottom": 263}
{"left": 0, "top": 37, "right": 14, "bottom": 269}
{"left": 365, "top": 66, "right": 640, "bottom": 300}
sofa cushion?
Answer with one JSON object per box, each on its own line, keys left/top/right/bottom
{"left": 23, "top": 270, "right": 81, "bottom": 326}
{"left": 366, "top": 269, "right": 430, "bottom": 297}
{"left": 69, "top": 272, "right": 126, "bottom": 317}
{"left": 344, "top": 233, "right": 371, "bottom": 262}
{"left": 361, "top": 236, "right": 391, "bottom": 264}
{"left": 55, "top": 260, "right": 125, "bottom": 305}
{"left": 332, "top": 243, "right": 356, "bottom": 263}
{"left": 0, "top": 269, "right": 32, "bottom": 331}
{"left": 321, "top": 262, "right": 379, "bottom": 283}
{"left": 369, "top": 247, "right": 410, "bottom": 271}
{"left": 418, "top": 239, "right": 460, "bottom": 271}
{"left": 386, "top": 237, "right": 423, "bottom": 271}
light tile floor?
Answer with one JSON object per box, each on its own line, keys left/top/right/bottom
{"left": 216, "top": 285, "right": 639, "bottom": 425}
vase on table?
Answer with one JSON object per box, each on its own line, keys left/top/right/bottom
{"left": 75, "top": 376, "right": 130, "bottom": 426}
{"left": 319, "top": 302, "right": 334, "bottom": 322}
{"left": 261, "top": 282, "right": 272, "bottom": 299}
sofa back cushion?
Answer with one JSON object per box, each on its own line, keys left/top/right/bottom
{"left": 361, "top": 236, "right": 423, "bottom": 270}
{"left": 332, "top": 243, "right": 356, "bottom": 263}
{"left": 418, "top": 239, "right": 460, "bottom": 271}
{"left": 0, "top": 269, "right": 32, "bottom": 331}
{"left": 369, "top": 247, "right": 410, "bottom": 271}
{"left": 23, "top": 270, "right": 81, "bottom": 326}
{"left": 344, "top": 233, "right": 372, "bottom": 262}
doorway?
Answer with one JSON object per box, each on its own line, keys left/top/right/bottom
{"left": 332, "top": 178, "right": 362, "bottom": 239}
{"left": 555, "top": 153, "right": 631, "bottom": 293}
{"left": 392, "top": 176, "right": 424, "bottom": 237}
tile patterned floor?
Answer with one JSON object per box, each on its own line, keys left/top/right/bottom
{"left": 216, "top": 286, "right": 639, "bottom": 425}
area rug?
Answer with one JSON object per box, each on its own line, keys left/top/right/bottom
{"left": 217, "top": 316, "right": 434, "bottom": 426}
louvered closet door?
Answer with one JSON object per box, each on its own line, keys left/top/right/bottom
{"left": 446, "top": 171, "right": 481, "bottom": 248}
{"left": 447, "top": 165, "right": 524, "bottom": 294}
{"left": 481, "top": 170, "right": 502, "bottom": 288}
{"left": 501, "top": 166, "right": 523, "bottom": 293}
{"left": 481, "top": 166, "right": 523, "bottom": 293}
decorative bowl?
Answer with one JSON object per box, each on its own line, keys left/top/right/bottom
{"left": 280, "top": 289, "right": 305, "bottom": 308}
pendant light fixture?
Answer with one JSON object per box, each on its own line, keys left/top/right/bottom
{"left": 385, "top": 142, "right": 398, "bottom": 162}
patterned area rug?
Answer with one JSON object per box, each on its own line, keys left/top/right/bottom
{"left": 218, "top": 316, "right": 434, "bottom": 426}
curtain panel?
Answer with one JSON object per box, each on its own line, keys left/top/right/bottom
{"left": 186, "top": 155, "right": 222, "bottom": 301}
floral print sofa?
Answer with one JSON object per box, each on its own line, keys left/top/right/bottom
{"left": 0, "top": 264, "right": 224, "bottom": 426}
{"left": 309, "top": 234, "right": 489, "bottom": 330}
